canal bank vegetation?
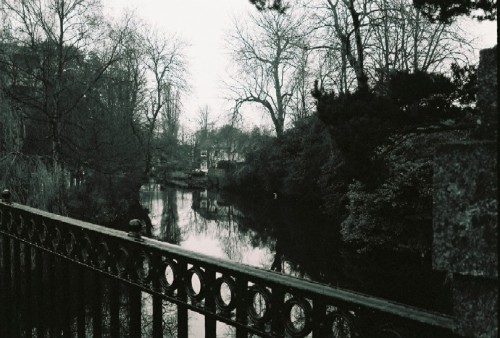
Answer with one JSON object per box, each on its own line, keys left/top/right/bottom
{"left": 226, "top": 77, "right": 476, "bottom": 255}
{"left": 226, "top": 0, "right": 489, "bottom": 255}
{"left": 0, "top": 0, "right": 186, "bottom": 227}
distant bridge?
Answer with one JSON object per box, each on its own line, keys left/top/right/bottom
{"left": 0, "top": 190, "right": 458, "bottom": 337}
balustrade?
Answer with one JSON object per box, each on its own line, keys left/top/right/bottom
{"left": 0, "top": 191, "right": 458, "bottom": 337}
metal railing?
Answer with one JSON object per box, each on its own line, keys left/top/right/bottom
{"left": 0, "top": 190, "right": 458, "bottom": 337}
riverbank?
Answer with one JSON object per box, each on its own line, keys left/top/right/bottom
{"left": 160, "top": 171, "right": 208, "bottom": 189}
{"left": 139, "top": 185, "right": 452, "bottom": 314}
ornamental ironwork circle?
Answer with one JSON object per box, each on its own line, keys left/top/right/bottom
{"left": 247, "top": 285, "right": 272, "bottom": 325}
{"left": 115, "top": 247, "right": 129, "bottom": 277}
{"left": 159, "top": 259, "right": 178, "bottom": 293}
{"left": 214, "top": 275, "right": 237, "bottom": 313}
{"left": 96, "top": 241, "right": 110, "bottom": 269}
{"left": 282, "top": 297, "right": 313, "bottom": 337}
{"left": 135, "top": 251, "right": 152, "bottom": 283}
{"left": 17, "top": 215, "right": 25, "bottom": 237}
{"left": 65, "top": 231, "right": 76, "bottom": 256}
{"left": 186, "top": 266, "right": 206, "bottom": 302}
{"left": 51, "top": 226, "right": 62, "bottom": 251}
{"left": 326, "top": 311, "right": 357, "bottom": 338}
{"left": 38, "top": 221, "right": 48, "bottom": 245}
{"left": 28, "top": 219, "right": 36, "bottom": 240}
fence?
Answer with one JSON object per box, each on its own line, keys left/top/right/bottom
{"left": 0, "top": 191, "right": 458, "bottom": 337}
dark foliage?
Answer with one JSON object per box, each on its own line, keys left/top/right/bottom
{"left": 313, "top": 68, "right": 475, "bottom": 253}
{"left": 229, "top": 116, "right": 332, "bottom": 206}
{"left": 450, "top": 63, "right": 478, "bottom": 105}
{"left": 314, "top": 71, "right": 466, "bottom": 186}
{"left": 248, "top": 0, "right": 287, "bottom": 12}
{"left": 66, "top": 171, "right": 144, "bottom": 225}
{"left": 385, "top": 71, "right": 462, "bottom": 124}
{"left": 217, "top": 160, "right": 236, "bottom": 170}
{"left": 314, "top": 90, "right": 400, "bottom": 186}
{"left": 413, "top": 0, "right": 497, "bottom": 22}
{"left": 250, "top": 0, "right": 497, "bottom": 22}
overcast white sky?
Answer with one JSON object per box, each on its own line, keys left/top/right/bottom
{"left": 105, "top": 1, "right": 497, "bottom": 133}
{"left": 106, "top": 0, "right": 256, "bottom": 132}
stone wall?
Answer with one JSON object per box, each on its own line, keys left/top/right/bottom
{"left": 432, "top": 46, "right": 498, "bottom": 337}
{"left": 476, "top": 46, "right": 498, "bottom": 140}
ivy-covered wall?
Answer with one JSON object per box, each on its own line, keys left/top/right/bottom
{"left": 432, "top": 46, "right": 497, "bottom": 337}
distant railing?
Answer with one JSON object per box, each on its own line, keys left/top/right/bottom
{"left": 0, "top": 190, "right": 458, "bottom": 337}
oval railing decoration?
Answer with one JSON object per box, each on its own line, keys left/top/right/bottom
{"left": 0, "top": 195, "right": 458, "bottom": 338}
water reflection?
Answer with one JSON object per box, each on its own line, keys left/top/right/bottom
{"left": 140, "top": 185, "right": 182, "bottom": 244}
{"left": 140, "top": 185, "right": 275, "bottom": 268}
{"left": 140, "top": 184, "right": 452, "bottom": 315}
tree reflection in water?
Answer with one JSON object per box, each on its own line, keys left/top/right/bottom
{"left": 141, "top": 185, "right": 452, "bottom": 315}
{"left": 140, "top": 184, "right": 182, "bottom": 244}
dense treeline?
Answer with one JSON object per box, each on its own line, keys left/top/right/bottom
{"left": 224, "top": 0, "right": 491, "bottom": 254}
{"left": 0, "top": 0, "right": 186, "bottom": 226}
{"left": 228, "top": 55, "right": 479, "bottom": 255}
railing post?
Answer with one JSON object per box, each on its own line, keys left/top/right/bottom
{"left": 177, "top": 260, "right": 189, "bottom": 338}
{"left": 60, "top": 259, "right": 72, "bottom": 337}
{"left": 46, "top": 253, "right": 56, "bottom": 337}
{"left": 128, "top": 219, "right": 144, "bottom": 337}
{"left": 12, "top": 236, "right": 21, "bottom": 336}
{"left": 0, "top": 190, "right": 12, "bottom": 336}
{"left": 109, "top": 278, "right": 120, "bottom": 337}
{"left": 270, "top": 285, "right": 285, "bottom": 336}
{"left": 23, "top": 243, "right": 33, "bottom": 338}
{"left": 75, "top": 265, "right": 85, "bottom": 338}
{"left": 1, "top": 234, "right": 12, "bottom": 338}
{"left": 152, "top": 293, "right": 163, "bottom": 338}
{"left": 34, "top": 249, "right": 45, "bottom": 337}
{"left": 152, "top": 257, "right": 163, "bottom": 338}
{"left": 129, "top": 283, "right": 142, "bottom": 337}
{"left": 235, "top": 277, "right": 248, "bottom": 338}
{"left": 204, "top": 268, "right": 217, "bottom": 338}
{"left": 312, "top": 297, "right": 327, "bottom": 338}
{"left": 92, "top": 271, "right": 103, "bottom": 338}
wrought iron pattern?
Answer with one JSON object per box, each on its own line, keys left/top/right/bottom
{"left": 0, "top": 200, "right": 458, "bottom": 337}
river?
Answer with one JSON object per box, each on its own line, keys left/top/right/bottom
{"left": 139, "top": 184, "right": 451, "bottom": 335}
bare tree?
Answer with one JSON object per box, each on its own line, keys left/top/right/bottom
{"left": 197, "top": 105, "right": 212, "bottom": 134}
{"left": 0, "top": 0, "right": 130, "bottom": 166}
{"left": 320, "top": 0, "right": 373, "bottom": 93}
{"left": 161, "top": 84, "right": 182, "bottom": 141}
{"left": 303, "top": 0, "right": 473, "bottom": 93}
{"left": 137, "top": 28, "right": 187, "bottom": 177}
{"left": 367, "top": 0, "right": 473, "bottom": 76}
{"left": 228, "top": 9, "right": 309, "bottom": 138}
{"left": 289, "top": 44, "right": 316, "bottom": 121}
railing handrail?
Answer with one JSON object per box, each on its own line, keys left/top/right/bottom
{"left": 2, "top": 198, "right": 461, "bottom": 337}
{"left": 0, "top": 200, "right": 455, "bottom": 330}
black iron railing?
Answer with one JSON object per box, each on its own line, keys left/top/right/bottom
{"left": 0, "top": 191, "right": 458, "bottom": 337}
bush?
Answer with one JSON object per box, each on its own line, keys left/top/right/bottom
{"left": 217, "top": 160, "right": 236, "bottom": 170}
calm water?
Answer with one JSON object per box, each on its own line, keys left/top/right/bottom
{"left": 139, "top": 184, "right": 452, "bottom": 315}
